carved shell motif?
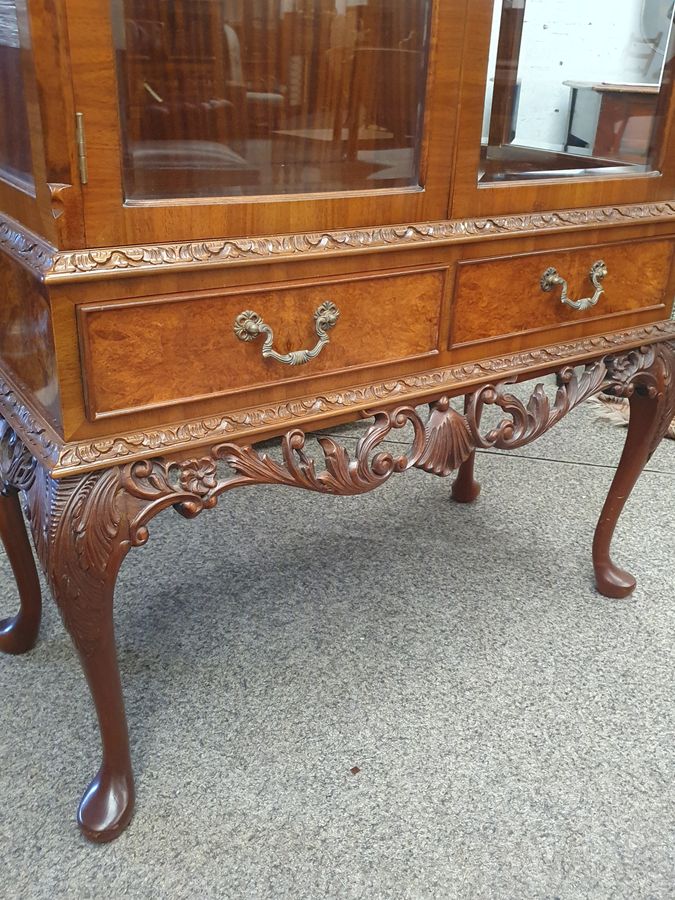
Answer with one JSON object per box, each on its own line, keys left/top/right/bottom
{"left": 415, "top": 399, "right": 474, "bottom": 477}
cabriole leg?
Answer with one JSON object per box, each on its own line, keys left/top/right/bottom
{"left": 593, "top": 343, "right": 675, "bottom": 598}
{"left": 25, "top": 466, "right": 138, "bottom": 842}
{"left": 0, "top": 489, "right": 41, "bottom": 654}
{"left": 69, "top": 584, "right": 134, "bottom": 842}
{"left": 452, "top": 395, "right": 481, "bottom": 503}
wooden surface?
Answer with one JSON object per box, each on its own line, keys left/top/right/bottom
{"left": 63, "top": 0, "right": 460, "bottom": 247}
{"left": 451, "top": 237, "right": 673, "bottom": 347}
{"left": 78, "top": 265, "right": 445, "bottom": 418}
{"left": 3, "top": 0, "right": 675, "bottom": 847}
{"left": 0, "top": 489, "right": 41, "bottom": 655}
{"left": 0, "top": 250, "right": 60, "bottom": 427}
{"left": 563, "top": 81, "right": 661, "bottom": 95}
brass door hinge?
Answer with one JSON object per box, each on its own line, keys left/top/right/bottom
{"left": 75, "top": 112, "right": 88, "bottom": 185}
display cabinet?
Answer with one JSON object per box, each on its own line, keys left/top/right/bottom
{"left": 1, "top": 0, "right": 675, "bottom": 842}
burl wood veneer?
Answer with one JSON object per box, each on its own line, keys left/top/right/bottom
{"left": 452, "top": 237, "right": 674, "bottom": 348}
{"left": 2, "top": 0, "right": 675, "bottom": 844}
{"left": 78, "top": 265, "right": 445, "bottom": 418}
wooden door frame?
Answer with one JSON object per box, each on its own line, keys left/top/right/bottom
{"left": 450, "top": 0, "right": 675, "bottom": 220}
{"left": 65, "top": 0, "right": 465, "bottom": 249}
{"left": 0, "top": 0, "right": 84, "bottom": 244}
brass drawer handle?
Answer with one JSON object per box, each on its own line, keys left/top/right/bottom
{"left": 540, "top": 260, "right": 608, "bottom": 311}
{"left": 234, "top": 301, "right": 340, "bottom": 366}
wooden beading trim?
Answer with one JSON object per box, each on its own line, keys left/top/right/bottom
{"left": 3, "top": 201, "right": 675, "bottom": 283}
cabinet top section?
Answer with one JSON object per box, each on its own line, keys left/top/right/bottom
{"left": 3, "top": 0, "right": 675, "bottom": 251}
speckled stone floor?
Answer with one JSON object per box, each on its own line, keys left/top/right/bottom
{"left": 1, "top": 385, "right": 674, "bottom": 899}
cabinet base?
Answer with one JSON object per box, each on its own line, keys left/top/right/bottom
{"left": 1, "top": 341, "right": 674, "bottom": 841}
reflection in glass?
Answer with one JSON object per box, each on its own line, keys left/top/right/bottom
{"left": 0, "top": 0, "right": 34, "bottom": 191}
{"left": 481, "top": 0, "right": 675, "bottom": 183}
{"left": 112, "top": 0, "right": 432, "bottom": 201}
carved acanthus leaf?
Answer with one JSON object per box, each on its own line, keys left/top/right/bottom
{"left": 466, "top": 360, "right": 610, "bottom": 450}
{"left": 122, "top": 407, "right": 429, "bottom": 543}
{"left": 119, "top": 346, "right": 670, "bottom": 548}
{"left": 25, "top": 466, "right": 132, "bottom": 656}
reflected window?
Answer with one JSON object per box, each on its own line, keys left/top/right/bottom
{"left": 0, "top": 0, "right": 34, "bottom": 192}
{"left": 481, "top": 0, "right": 675, "bottom": 183}
{"left": 112, "top": 0, "right": 432, "bottom": 201}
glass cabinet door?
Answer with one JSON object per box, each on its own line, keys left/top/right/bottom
{"left": 452, "top": 0, "right": 675, "bottom": 218}
{"left": 482, "top": 0, "right": 675, "bottom": 183}
{"left": 0, "top": 0, "right": 34, "bottom": 192}
{"left": 112, "top": 0, "right": 431, "bottom": 202}
{"left": 66, "top": 0, "right": 460, "bottom": 246}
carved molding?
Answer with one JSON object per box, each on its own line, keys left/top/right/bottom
{"left": 0, "top": 372, "right": 62, "bottom": 470}
{"left": 54, "top": 321, "right": 675, "bottom": 475}
{"left": 3, "top": 202, "right": 675, "bottom": 283}
{"left": 0, "top": 215, "right": 55, "bottom": 279}
{"left": 118, "top": 344, "right": 672, "bottom": 547}
{"left": 1, "top": 322, "right": 674, "bottom": 478}
{"left": 46, "top": 202, "right": 675, "bottom": 279}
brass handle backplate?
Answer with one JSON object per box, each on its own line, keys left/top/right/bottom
{"left": 541, "top": 260, "right": 608, "bottom": 311}
{"left": 234, "top": 301, "right": 340, "bottom": 366}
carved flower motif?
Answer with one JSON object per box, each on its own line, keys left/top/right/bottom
{"left": 179, "top": 459, "right": 219, "bottom": 498}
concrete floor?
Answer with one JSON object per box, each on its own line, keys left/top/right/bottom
{"left": 1, "top": 388, "right": 674, "bottom": 899}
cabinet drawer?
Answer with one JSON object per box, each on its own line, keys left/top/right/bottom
{"left": 450, "top": 239, "right": 674, "bottom": 348}
{"left": 78, "top": 266, "right": 445, "bottom": 419}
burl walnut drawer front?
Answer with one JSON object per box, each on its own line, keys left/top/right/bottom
{"left": 451, "top": 239, "right": 674, "bottom": 348}
{"left": 78, "top": 266, "right": 445, "bottom": 419}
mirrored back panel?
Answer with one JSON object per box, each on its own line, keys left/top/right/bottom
{"left": 111, "top": 0, "right": 432, "bottom": 202}
{"left": 481, "top": 0, "right": 675, "bottom": 183}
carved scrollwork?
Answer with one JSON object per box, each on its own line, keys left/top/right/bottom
{"left": 607, "top": 343, "right": 675, "bottom": 456}
{"left": 0, "top": 417, "right": 37, "bottom": 495}
{"left": 117, "top": 345, "right": 673, "bottom": 549}
{"left": 45, "top": 322, "right": 675, "bottom": 475}
{"left": 123, "top": 407, "right": 429, "bottom": 544}
{"left": 464, "top": 360, "right": 610, "bottom": 450}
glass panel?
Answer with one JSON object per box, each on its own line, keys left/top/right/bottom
{"left": 0, "top": 0, "right": 34, "bottom": 191}
{"left": 481, "top": 0, "right": 675, "bottom": 183}
{"left": 112, "top": 0, "right": 432, "bottom": 202}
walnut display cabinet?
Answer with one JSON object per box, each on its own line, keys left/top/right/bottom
{"left": 2, "top": 0, "right": 675, "bottom": 842}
